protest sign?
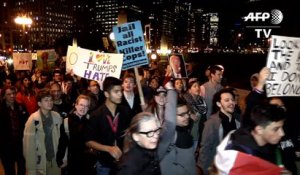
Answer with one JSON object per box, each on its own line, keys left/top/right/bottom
{"left": 13, "top": 53, "right": 32, "bottom": 70}
{"left": 168, "top": 54, "right": 187, "bottom": 78}
{"left": 36, "top": 49, "right": 57, "bottom": 71}
{"left": 32, "top": 53, "right": 37, "bottom": 60}
{"left": 113, "top": 21, "right": 148, "bottom": 70}
{"left": 266, "top": 35, "right": 300, "bottom": 97}
{"left": 66, "top": 45, "right": 78, "bottom": 74}
{"left": 67, "top": 46, "right": 123, "bottom": 82}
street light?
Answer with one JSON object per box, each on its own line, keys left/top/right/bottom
{"left": 14, "top": 16, "right": 33, "bottom": 51}
{"left": 150, "top": 53, "right": 157, "bottom": 60}
{"left": 14, "top": 16, "right": 32, "bottom": 26}
{"left": 109, "top": 32, "right": 115, "bottom": 41}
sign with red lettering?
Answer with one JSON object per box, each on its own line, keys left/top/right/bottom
{"left": 13, "top": 53, "right": 32, "bottom": 70}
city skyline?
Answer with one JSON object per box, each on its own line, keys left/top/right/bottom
{"left": 1, "top": 0, "right": 299, "bottom": 56}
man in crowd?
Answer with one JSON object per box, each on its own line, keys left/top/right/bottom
{"left": 198, "top": 88, "right": 240, "bottom": 175}
{"left": 50, "top": 82, "right": 72, "bottom": 118}
{"left": 215, "top": 104, "right": 290, "bottom": 175}
{"left": 121, "top": 73, "right": 142, "bottom": 120}
{"left": 0, "top": 86, "right": 28, "bottom": 175}
{"left": 200, "top": 65, "right": 223, "bottom": 118}
{"left": 85, "top": 77, "right": 131, "bottom": 175}
{"left": 169, "top": 54, "right": 186, "bottom": 78}
{"left": 23, "top": 89, "right": 62, "bottom": 175}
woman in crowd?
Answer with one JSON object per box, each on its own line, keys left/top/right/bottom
{"left": 183, "top": 78, "right": 207, "bottom": 149}
{"left": 56, "top": 95, "right": 96, "bottom": 175}
{"left": 173, "top": 78, "right": 185, "bottom": 100}
{"left": 148, "top": 77, "right": 160, "bottom": 92}
{"left": 16, "top": 75, "right": 38, "bottom": 114}
{"left": 144, "top": 86, "right": 167, "bottom": 124}
{"left": 118, "top": 112, "right": 161, "bottom": 175}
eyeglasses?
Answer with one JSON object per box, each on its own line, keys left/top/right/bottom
{"left": 138, "top": 127, "right": 162, "bottom": 138}
{"left": 177, "top": 111, "right": 191, "bottom": 118}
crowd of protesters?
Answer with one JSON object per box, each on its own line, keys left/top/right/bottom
{"left": 0, "top": 58, "right": 298, "bottom": 175}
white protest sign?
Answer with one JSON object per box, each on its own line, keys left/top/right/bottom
{"left": 67, "top": 47, "right": 123, "bottom": 82}
{"left": 266, "top": 35, "right": 300, "bottom": 97}
{"left": 13, "top": 53, "right": 32, "bottom": 70}
{"left": 66, "top": 45, "right": 78, "bottom": 74}
{"left": 113, "top": 21, "right": 149, "bottom": 70}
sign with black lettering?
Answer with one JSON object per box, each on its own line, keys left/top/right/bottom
{"left": 113, "top": 21, "right": 148, "bottom": 70}
{"left": 266, "top": 35, "right": 300, "bottom": 97}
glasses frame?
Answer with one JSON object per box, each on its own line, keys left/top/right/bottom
{"left": 177, "top": 110, "right": 191, "bottom": 118}
{"left": 138, "top": 127, "right": 162, "bottom": 138}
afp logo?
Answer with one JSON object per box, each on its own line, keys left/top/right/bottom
{"left": 270, "top": 9, "right": 284, "bottom": 24}
{"left": 244, "top": 9, "right": 283, "bottom": 24}
{"left": 244, "top": 9, "right": 283, "bottom": 38}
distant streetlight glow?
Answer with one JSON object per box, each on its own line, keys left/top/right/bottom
{"left": 109, "top": 32, "right": 115, "bottom": 41}
{"left": 7, "top": 58, "right": 13, "bottom": 65}
{"left": 151, "top": 53, "right": 157, "bottom": 60}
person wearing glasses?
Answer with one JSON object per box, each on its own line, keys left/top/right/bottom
{"left": 157, "top": 77, "right": 197, "bottom": 175}
{"left": 118, "top": 112, "right": 162, "bottom": 175}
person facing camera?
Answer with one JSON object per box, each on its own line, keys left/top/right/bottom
{"left": 118, "top": 112, "right": 161, "bottom": 175}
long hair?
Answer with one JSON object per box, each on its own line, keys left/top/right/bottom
{"left": 20, "top": 75, "right": 35, "bottom": 96}
{"left": 123, "top": 112, "right": 160, "bottom": 153}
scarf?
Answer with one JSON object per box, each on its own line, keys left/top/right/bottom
{"left": 183, "top": 92, "right": 207, "bottom": 116}
{"left": 175, "top": 126, "right": 193, "bottom": 148}
{"left": 40, "top": 110, "right": 55, "bottom": 161}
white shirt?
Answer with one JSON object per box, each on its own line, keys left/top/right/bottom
{"left": 123, "top": 91, "right": 134, "bottom": 109}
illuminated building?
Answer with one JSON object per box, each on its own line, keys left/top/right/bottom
{"left": 13, "top": 0, "right": 73, "bottom": 50}
{"left": 0, "top": 0, "right": 14, "bottom": 54}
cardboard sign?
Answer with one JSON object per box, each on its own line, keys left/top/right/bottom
{"left": 36, "top": 49, "right": 57, "bottom": 71}
{"left": 113, "top": 21, "right": 148, "bottom": 70}
{"left": 266, "top": 35, "right": 300, "bottom": 97}
{"left": 13, "top": 53, "right": 32, "bottom": 70}
{"left": 66, "top": 46, "right": 123, "bottom": 82}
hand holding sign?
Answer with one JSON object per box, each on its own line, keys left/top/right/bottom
{"left": 256, "top": 67, "right": 270, "bottom": 91}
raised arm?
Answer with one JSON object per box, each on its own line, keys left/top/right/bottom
{"left": 158, "top": 79, "right": 178, "bottom": 159}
